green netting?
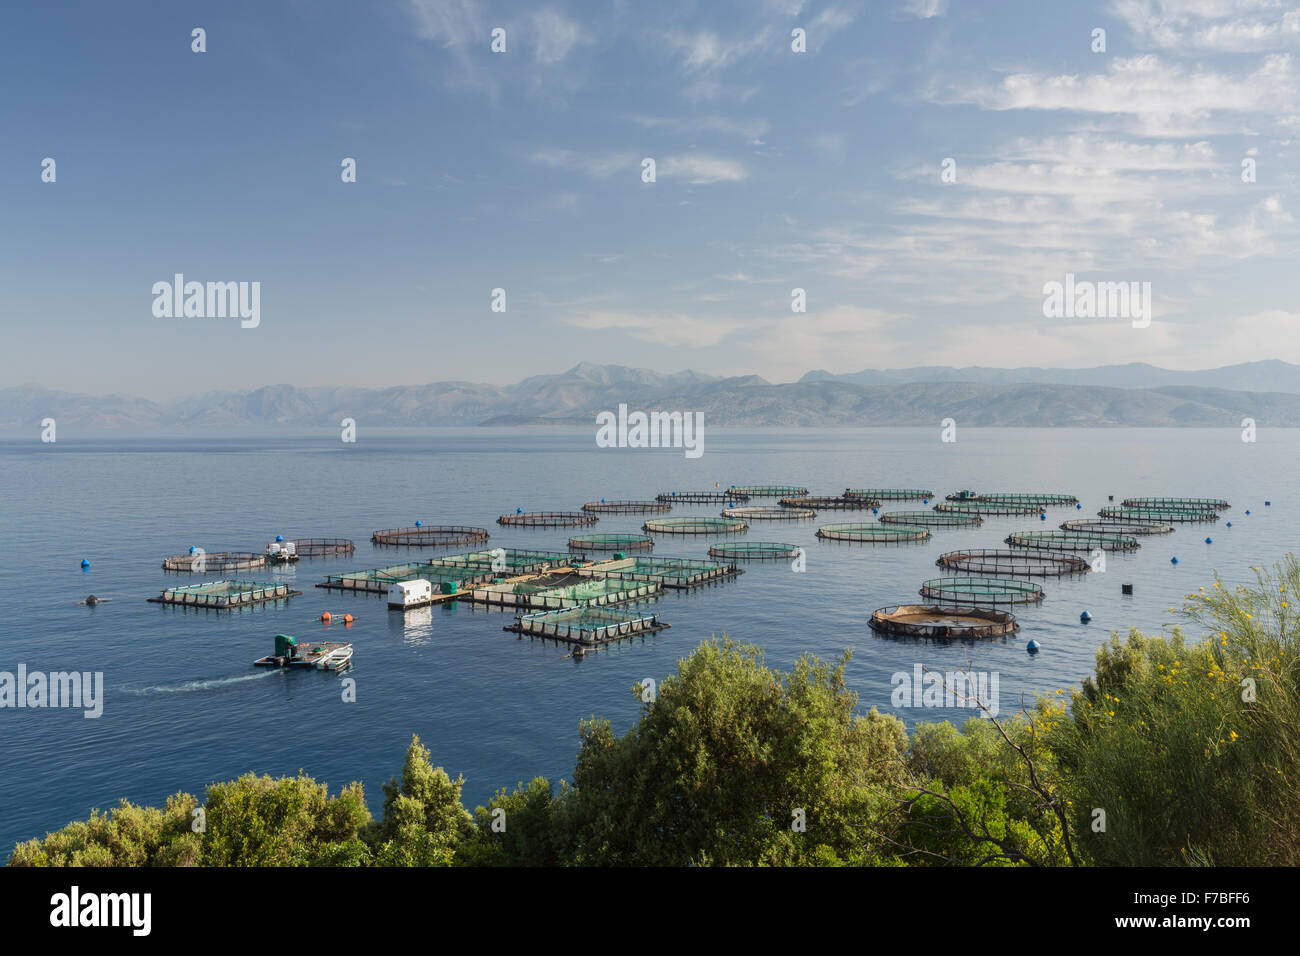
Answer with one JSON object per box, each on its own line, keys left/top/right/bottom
{"left": 592, "top": 557, "right": 739, "bottom": 588}
{"left": 657, "top": 491, "right": 750, "bottom": 503}
{"left": 920, "top": 576, "right": 1045, "bottom": 604}
{"left": 945, "top": 492, "right": 1078, "bottom": 505}
{"left": 708, "top": 542, "right": 802, "bottom": 560}
{"left": 869, "top": 604, "right": 1019, "bottom": 639}
{"left": 816, "top": 523, "right": 931, "bottom": 542}
{"left": 722, "top": 506, "right": 816, "bottom": 520}
{"left": 510, "top": 607, "right": 667, "bottom": 644}
{"left": 320, "top": 561, "right": 499, "bottom": 593}
{"left": 581, "top": 500, "right": 671, "bottom": 513}
{"left": 149, "top": 580, "right": 298, "bottom": 607}
{"left": 1061, "top": 519, "right": 1173, "bottom": 535}
{"left": 780, "top": 495, "right": 879, "bottom": 510}
{"left": 428, "top": 549, "right": 578, "bottom": 572}
{"left": 880, "top": 510, "right": 982, "bottom": 527}
{"left": 1006, "top": 531, "right": 1139, "bottom": 552}
{"left": 472, "top": 574, "right": 662, "bottom": 609}
{"left": 936, "top": 549, "right": 1089, "bottom": 576}
{"left": 1122, "top": 497, "right": 1229, "bottom": 510}
{"left": 568, "top": 533, "right": 654, "bottom": 552}
{"left": 844, "top": 488, "right": 934, "bottom": 500}
{"left": 1098, "top": 506, "right": 1217, "bottom": 523}
{"left": 729, "top": 485, "right": 808, "bottom": 497}
{"left": 643, "top": 516, "right": 748, "bottom": 534}
{"left": 934, "top": 501, "right": 1045, "bottom": 516}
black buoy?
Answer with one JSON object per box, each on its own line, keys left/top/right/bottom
{"left": 1108, "top": 495, "right": 1114, "bottom": 501}
{"left": 85, "top": 594, "right": 99, "bottom": 606}
{"left": 1121, "top": 584, "right": 1133, "bottom": 595}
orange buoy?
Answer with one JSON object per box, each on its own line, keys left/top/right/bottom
{"left": 321, "top": 611, "right": 332, "bottom": 622}
{"left": 343, "top": 614, "right": 354, "bottom": 624}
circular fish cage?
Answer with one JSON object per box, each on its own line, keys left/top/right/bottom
{"left": 945, "top": 492, "right": 1078, "bottom": 506}
{"left": 656, "top": 491, "right": 750, "bottom": 503}
{"left": 816, "top": 522, "right": 931, "bottom": 542}
{"left": 780, "top": 495, "right": 880, "bottom": 510}
{"left": 1122, "top": 496, "right": 1229, "bottom": 511}
{"left": 642, "top": 516, "right": 748, "bottom": 535}
{"left": 879, "top": 510, "right": 983, "bottom": 528}
{"left": 844, "top": 488, "right": 934, "bottom": 501}
{"left": 581, "top": 500, "right": 671, "bottom": 514}
{"left": 870, "top": 604, "right": 1019, "bottom": 639}
{"left": 708, "top": 541, "right": 801, "bottom": 560}
{"left": 722, "top": 505, "right": 817, "bottom": 520}
{"left": 161, "top": 551, "right": 265, "bottom": 572}
{"left": 729, "top": 485, "right": 808, "bottom": 497}
{"left": 1006, "top": 530, "right": 1139, "bottom": 552}
{"left": 919, "top": 577, "right": 1045, "bottom": 605}
{"left": 371, "top": 526, "right": 491, "bottom": 546}
{"left": 568, "top": 533, "right": 654, "bottom": 552}
{"left": 935, "top": 500, "right": 1045, "bottom": 516}
{"left": 1061, "top": 519, "right": 1174, "bottom": 535}
{"left": 497, "top": 512, "right": 598, "bottom": 528}
{"left": 277, "top": 538, "right": 355, "bottom": 557}
{"left": 1099, "top": 506, "right": 1218, "bottom": 523}
{"left": 937, "top": 549, "right": 1089, "bottom": 576}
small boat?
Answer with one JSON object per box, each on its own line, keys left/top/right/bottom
{"left": 266, "top": 541, "right": 299, "bottom": 564}
{"left": 254, "top": 633, "right": 353, "bottom": 669}
{"left": 314, "top": 645, "right": 354, "bottom": 670}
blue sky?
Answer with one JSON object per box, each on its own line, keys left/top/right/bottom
{"left": 3, "top": 0, "right": 1298, "bottom": 398}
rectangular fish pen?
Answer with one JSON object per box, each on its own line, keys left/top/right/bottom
{"left": 317, "top": 561, "right": 497, "bottom": 594}
{"left": 427, "top": 549, "right": 581, "bottom": 574}
{"left": 506, "top": 607, "right": 670, "bottom": 646}
{"left": 468, "top": 573, "right": 663, "bottom": 609}
{"left": 578, "top": 556, "right": 741, "bottom": 589}
{"left": 148, "top": 580, "right": 301, "bottom": 608}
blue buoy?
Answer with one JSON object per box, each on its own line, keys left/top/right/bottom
{"left": 601, "top": 498, "right": 606, "bottom": 503}
{"left": 1246, "top": 509, "right": 1251, "bottom": 515}
{"left": 1040, "top": 513, "right": 1047, "bottom": 521}
{"left": 415, "top": 520, "right": 423, "bottom": 527}
{"left": 80, "top": 558, "right": 90, "bottom": 569}
{"left": 188, "top": 546, "right": 196, "bottom": 554}
{"left": 1076, "top": 503, "right": 1082, "bottom": 509}
{"left": 1205, "top": 537, "right": 1213, "bottom": 544}
{"left": 872, "top": 507, "right": 879, "bottom": 515}
{"left": 923, "top": 498, "right": 930, "bottom": 505}
{"left": 1026, "top": 639, "right": 1041, "bottom": 653}
{"left": 1265, "top": 501, "right": 1271, "bottom": 506}
{"left": 1226, "top": 521, "right": 1232, "bottom": 527}
{"left": 516, "top": 508, "right": 523, "bottom": 514}
{"left": 1080, "top": 611, "right": 1091, "bottom": 622}
{"left": 276, "top": 534, "right": 284, "bottom": 542}
{"left": 1171, "top": 556, "right": 1179, "bottom": 564}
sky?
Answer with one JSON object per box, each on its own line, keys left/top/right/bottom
{"left": 2, "top": 0, "right": 1299, "bottom": 399}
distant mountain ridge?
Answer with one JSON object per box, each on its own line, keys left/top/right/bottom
{"left": 4, "top": 361, "right": 1300, "bottom": 429}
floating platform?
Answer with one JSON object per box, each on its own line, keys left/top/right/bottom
{"left": 845, "top": 488, "right": 934, "bottom": 501}
{"left": 1098, "top": 506, "right": 1218, "bottom": 523}
{"left": 577, "top": 556, "right": 742, "bottom": 589}
{"left": 581, "top": 500, "right": 671, "bottom": 513}
{"left": 656, "top": 491, "right": 750, "bottom": 503}
{"left": 945, "top": 492, "right": 1078, "bottom": 506}
{"left": 317, "top": 561, "right": 498, "bottom": 595}
{"left": 935, "top": 500, "right": 1044, "bottom": 516}
{"left": 254, "top": 634, "right": 352, "bottom": 669}
{"left": 643, "top": 516, "right": 748, "bottom": 535}
{"left": 780, "top": 495, "right": 879, "bottom": 510}
{"left": 149, "top": 580, "right": 300, "bottom": 608}
{"left": 870, "top": 604, "right": 1019, "bottom": 639}
{"left": 708, "top": 542, "right": 801, "bottom": 560}
{"left": 506, "top": 607, "right": 669, "bottom": 646}
{"left": 568, "top": 533, "right": 654, "bottom": 552}
{"left": 468, "top": 572, "right": 662, "bottom": 610}
{"left": 920, "top": 576, "right": 1045, "bottom": 605}
{"left": 937, "top": 549, "right": 1089, "bottom": 576}
{"left": 880, "top": 510, "right": 982, "bottom": 528}
{"left": 728, "top": 485, "right": 808, "bottom": 497}
{"left": 817, "top": 522, "right": 931, "bottom": 542}
{"left": 497, "top": 512, "right": 598, "bottom": 528}
{"left": 160, "top": 552, "right": 266, "bottom": 573}
{"left": 371, "top": 526, "right": 490, "bottom": 547}
{"left": 1061, "top": 519, "right": 1173, "bottom": 535}
{"left": 1122, "top": 497, "right": 1229, "bottom": 511}
{"left": 427, "top": 549, "right": 580, "bottom": 575}
{"left": 1006, "top": 530, "right": 1140, "bottom": 552}
{"left": 721, "top": 506, "right": 816, "bottom": 520}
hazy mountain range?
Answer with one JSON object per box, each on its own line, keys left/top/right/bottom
{"left": 5, "top": 360, "right": 1300, "bottom": 429}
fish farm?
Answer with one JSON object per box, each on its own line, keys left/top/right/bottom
{"left": 497, "top": 512, "right": 599, "bottom": 527}
{"left": 427, "top": 549, "right": 579, "bottom": 574}
{"left": 708, "top": 541, "right": 802, "bottom": 560}
{"left": 729, "top": 485, "right": 808, "bottom": 497}
{"left": 919, "top": 577, "right": 1046, "bottom": 605}
{"left": 567, "top": 533, "right": 655, "bottom": 552}
{"left": 505, "top": 607, "right": 669, "bottom": 646}
{"left": 844, "top": 488, "right": 934, "bottom": 501}
{"left": 945, "top": 492, "right": 1078, "bottom": 506}
{"left": 1006, "top": 530, "right": 1140, "bottom": 552}
{"left": 148, "top": 580, "right": 300, "bottom": 608}
{"left": 468, "top": 573, "right": 662, "bottom": 610}
{"left": 934, "top": 500, "right": 1045, "bottom": 516}
{"left": 370, "top": 525, "right": 491, "bottom": 546}
{"left": 879, "top": 511, "right": 983, "bottom": 527}
{"left": 656, "top": 491, "right": 750, "bottom": 503}
{"left": 780, "top": 495, "right": 880, "bottom": 510}
{"left": 1061, "top": 519, "right": 1174, "bottom": 535}
{"left": 642, "top": 516, "right": 748, "bottom": 534}
{"left": 721, "top": 505, "right": 817, "bottom": 520}
{"left": 1098, "top": 506, "right": 1218, "bottom": 523}
{"left": 580, "top": 500, "right": 671, "bottom": 513}
{"left": 160, "top": 551, "right": 265, "bottom": 572}
{"left": 869, "top": 604, "right": 1019, "bottom": 639}
{"left": 1121, "top": 497, "right": 1229, "bottom": 510}
{"left": 318, "top": 561, "right": 499, "bottom": 594}
{"left": 816, "top": 522, "right": 931, "bottom": 542}
{"left": 577, "top": 556, "right": 741, "bottom": 588}
{"left": 936, "top": 549, "right": 1090, "bottom": 576}
{"left": 273, "top": 538, "right": 355, "bottom": 557}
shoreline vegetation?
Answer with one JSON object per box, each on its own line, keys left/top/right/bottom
{"left": 11, "top": 557, "right": 1300, "bottom": 868}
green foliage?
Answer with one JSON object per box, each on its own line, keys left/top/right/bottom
{"left": 371, "top": 735, "right": 473, "bottom": 866}
{"left": 458, "top": 778, "right": 567, "bottom": 866}
{"left": 8, "top": 792, "right": 199, "bottom": 867}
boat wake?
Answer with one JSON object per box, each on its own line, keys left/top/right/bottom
{"left": 119, "top": 670, "right": 281, "bottom": 696}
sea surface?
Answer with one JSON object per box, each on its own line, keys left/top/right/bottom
{"left": 0, "top": 427, "right": 1291, "bottom": 852}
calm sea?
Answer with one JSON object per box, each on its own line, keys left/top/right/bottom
{"left": 0, "top": 427, "right": 1291, "bottom": 851}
